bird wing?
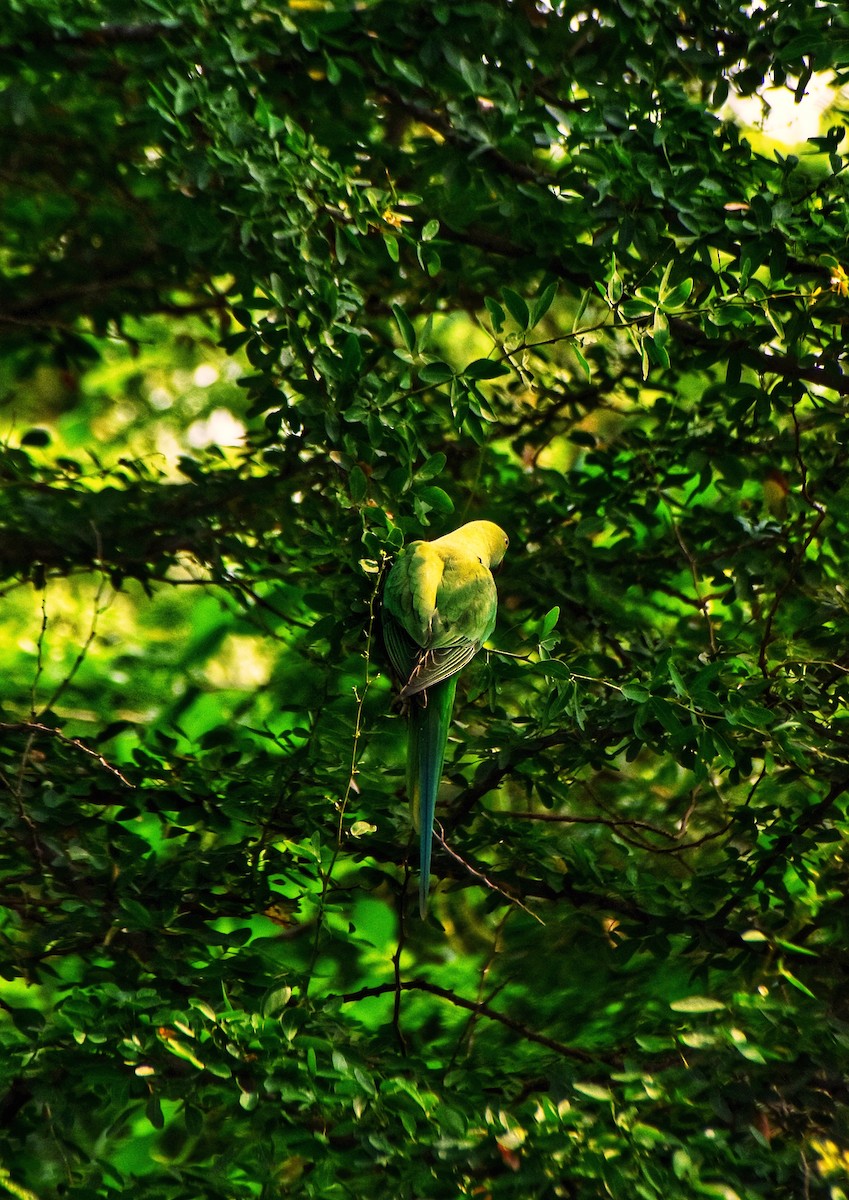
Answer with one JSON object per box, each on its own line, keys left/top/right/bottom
{"left": 398, "top": 638, "right": 482, "bottom": 698}
{"left": 381, "top": 607, "right": 420, "bottom": 682}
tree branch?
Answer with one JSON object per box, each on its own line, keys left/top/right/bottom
{"left": 712, "top": 776, "right": 849, "bottom": 922}
{"left": 337, "top": 977, "right": 604, "bottom": 1063}
{"left": 0, "top": 722, "right": 133, "bottom": 787}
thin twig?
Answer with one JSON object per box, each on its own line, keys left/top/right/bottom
{"left": 337, "top": 977, "right": 603, "bottom": 1063}
{"left": 497, "top": 808, "right": 680, "bottom": 840}
{"left": 452, "top": 910, "right": 512, "bottom": 1063}
{"left": 0, "top": 722, "right": 134, "bottom": 788}
{"left": 30, "top": 591, "right": 48, "bottom": 719}
{"left": 10, "top": 729, "right": 44, "bottom": 865}
{"left": 713, "top": 775, "right": 849, "bottom": 922}
{"left": 39, "top": 554, "right": 113, "bottom": 718}
{"left": 666, "top": 502, "right": 718, "bottom": 658}
{"left": 392, "top": 875, "right": 409, "bottom": 1055}
{"left": 758, "top": 406, "right": 828, "bottom": 676}
{"left": 499, "top": 806, "right": 732, "bottom": 856}
{"left": 434, "top": 824, "right": 545, "bottom": 924}
{"left": 305, "top": 562, "right": 385, "bottom": 996}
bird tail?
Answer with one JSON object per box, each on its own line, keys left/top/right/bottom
{"left": 408, "top": 675, "right": 458, "bottom": 917}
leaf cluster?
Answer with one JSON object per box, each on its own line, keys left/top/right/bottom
{"left": 2, "top": 1, "right": 849, "bottom": 1197}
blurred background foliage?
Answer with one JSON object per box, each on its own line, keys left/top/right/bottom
{"left": 2, "top": 0, "right": 849, "bottom": 1197}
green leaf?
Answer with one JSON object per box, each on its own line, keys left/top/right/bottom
{"left": 668, "top": 660, "right": 687, "bottom": 697}
{"left": 662, "top": 278, "right": 694, "bottom": 309}
{"left": 540, "top": 605, "right": 560, "bottom": 637}
{"left": 464, "top": 358, "right": 510, "bottom": 380}
{"left": 778, "top": 966, "right": 816, "bottom": 998}
{"left": 571, "top": 287, "right": 592, "bottom": 331}
{"left": 341, "top": 333, "right": 363, "bottom": 378}
{"left": 669, "top": 996, "right": 726, "bottom": 1013}
{"left": 571, "top": 343, "right": 591, "bottom": 379}
{"left": 620, "top": 298, "right": 656, "bottom": 318}
{"left": 416, "top": 486, "right": 454, "bottom": 513}
{"left": 573, "top": 1082, "right": 613, "bottom": 1101}
{"left": 263, "top": 987, "right": 293, "bottom": 1017}
{"left": 162, "top": 1039, "right": 205, "bottom": 1070}
{"left": 502, "top": 287, "right": 530, "bottom": 330}
{"left": 530, "top": 282, "right": 558, "bottom": 327}
{"left": 392, "top": 304, "right": 416, "bottom": 353}
{"left": 643, "top": 333, "right": 670, "bottom": 369}
{"left": 146, "top": 1095, "right": 164, "bottom": 1129}
{"left": 421, "top": 218, "right": 440, "bottom": 241}
{"left": 485, "top": 296, "right": 506, "bottom": 332}
{"left": 419, "top": 361, "right": 454, "bottom": 384}
{"left": 631, "top": 1123, "right": 668, "bottom": 1146}
{"left": 606, "top": 267, "right": 623, "bottom": 305}
{"left": 349, "top": 465, "right": 367, "bottom": 503}
{"left": 422, "top": 245, "right": 441, "bottom": 276}
{"left": 533, "top": 659, "right": 572, "bottom": 680}
{"left": 734, "top": 1043, "right": 766, "bottom": 1063}
{"left": 775, "top": 938, "right": 818, "bottom": 958}
{"left": 416, "top": 452, "right": 447, "bottom": 481}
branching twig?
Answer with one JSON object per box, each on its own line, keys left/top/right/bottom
{"left": 498, "top": 808, "right": 677, "bottom": 839}
{"left": 30, "top": 591, "right": 48, "bottom": 719}
{"left": 38, "top": 553, "right": 113, "bottom": 718}
{"left": 713, "top": 775, "right": 849, "bottom": 922}
{"left": 434, "top": 823, "right": 545, "bottom": 924}
{"left": 758, "top": 404, "right": 829, "bottom": 675}
{"left": 0, "top": 722, "right": 133, "bottom": 788}
{"left": 451, "top": 910, "right": 512, "bottom": 1064}
{"left": 499, "top": 804, "right": 732, "bottom": 856}
{"left": 337, "top": 977, "right": 603, "bottom": 1063}
{"left": 662, "top": 499, "right": 718, "bottom": 658}
{"left": 392, "top": 875, "right": 409, "bottom": 1055}
{"left": 305, "top": 561, "right": 385, "bottom": 996}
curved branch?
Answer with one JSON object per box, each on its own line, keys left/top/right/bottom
{"left": 337, "top": 977, "right": 604, "bottom": 1063}
{"left": 0, "top": 721, "right": 133, "bottom": 787}
{"left": 713, "top": 776, "right": 849, "bottom": 922}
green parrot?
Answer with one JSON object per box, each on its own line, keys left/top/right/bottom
{"left": 382, "top": 520, "right": 509, "bottom": 916}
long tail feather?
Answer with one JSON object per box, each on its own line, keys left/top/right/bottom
{"left": 408, "top": 676, "right": 458, "bottom": 917}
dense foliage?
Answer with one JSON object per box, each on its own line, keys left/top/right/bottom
{"left": 2, "top": 1, "right": 849, "bottom": 1196}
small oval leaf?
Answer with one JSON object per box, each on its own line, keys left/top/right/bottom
{"left": 669, "top": 996, "right": 726, "bottom": 1013}
{"left": 464, "top": 358, "right": 510, "bottom": 380}
{"left": 574, "top": 1082, "right": 613, "bottom": 1101}
{"left": 502, "top": 287, "right": 530, "bottom": 330}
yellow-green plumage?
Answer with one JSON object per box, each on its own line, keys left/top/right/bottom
{"left": 382, "top": 520, "right": 508, "bottom": 916}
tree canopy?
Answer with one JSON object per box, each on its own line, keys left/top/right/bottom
{"left": 3, "top": 1, "right": 849, "bottom": 1197}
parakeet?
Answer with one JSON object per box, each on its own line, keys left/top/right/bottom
{"left": 382, "top": 520, "right": 509, "bottom": 916}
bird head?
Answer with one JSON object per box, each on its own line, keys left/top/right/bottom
{"left": 461, "top": 520, "right": 509, "bottom": 568}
